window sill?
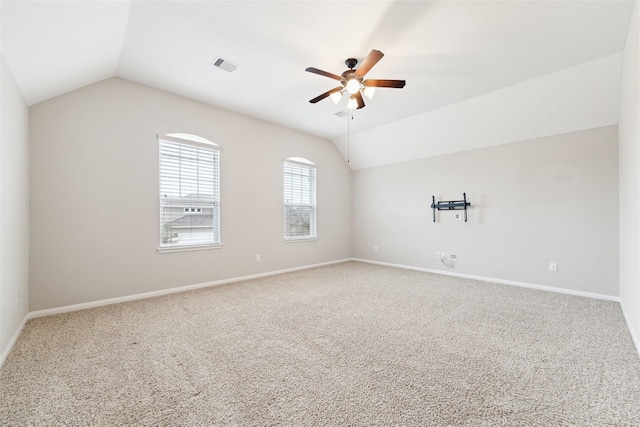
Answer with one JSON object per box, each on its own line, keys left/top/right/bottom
{"left": 283, "top": 237, "right": 318, "bottom": 243}
{"left": 157, "top": 243, "right": 223, "bottom": 254}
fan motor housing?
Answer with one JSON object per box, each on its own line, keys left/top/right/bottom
{"left": 341, "top": 69, "right": 360, "bottom": 83}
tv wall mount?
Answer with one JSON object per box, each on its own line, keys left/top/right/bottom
{"left": 431, "top": 193, "right": 471, "bottom": 222}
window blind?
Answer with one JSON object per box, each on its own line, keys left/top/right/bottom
{"left": 159, "top": 137, "right": 220, "bottom": 249}
{"left": 283, "top": 160, "right": 316, "bottom": 239}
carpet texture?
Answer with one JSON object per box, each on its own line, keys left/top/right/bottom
{"left": 1, "top": 261, "right": 640, "bottom": 425}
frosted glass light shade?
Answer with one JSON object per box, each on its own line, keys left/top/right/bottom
{"left": 330, "top": 91, "right": 343, "bottom": 104}
{"left": 363, "top": 86, "right": 376, "bottom": 100}
{"left": 347, "top": 96, "right": 358, "bottom": 110}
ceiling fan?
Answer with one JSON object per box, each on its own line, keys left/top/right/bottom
{"left": 306, "top": 49, "right": 406, "bottom": 110}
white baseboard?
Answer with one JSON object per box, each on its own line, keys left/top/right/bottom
{"left": 28, "top": 258, "right": 352, "bottom": 319}
{"left": 0, "top": 315, "right": 28, "bottom": 370}
{"left": 351, "top": 258, "right": 621, "bottom": 302}
{"left": 621, "top": 303, "right": 640, "bottom": 358}
{"left": 3, "top": 260, "right": 349, "bottom": 366}
{"left": 8, "top": 257, "right": 633, "bottom": 365}
{"left": 27, "top": 257, "right": 622, "bottom": 320}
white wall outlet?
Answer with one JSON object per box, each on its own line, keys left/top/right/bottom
{"left": 454, "top": 213, "right": 462, "bottom": 221}
{"left": 256, "top": 254, "right": 261, "bottom": 262}
{"left": 549, "top": 262, "right": 557, "bottom": 272}
{"left": 441, "top": 252, "right": 446, "bottom": 259}
{"left": 449, "top": 253, "right": 457, "bottom": 261}
{"left": 436, "top": 251, "right": 441, "bottom": 259}
{"left": 374, "top": 245, "right": 378, "bottom": 252}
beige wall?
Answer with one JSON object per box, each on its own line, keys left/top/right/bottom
{"left": 352, "top": 126, "right": 619, "bottom": 297}
{"left": 0, "top": 57, "right": 29, "bottom": 360}
{"left": 29, "top": 78, "right": 351, "bottom": 311}
{"left": 619, "top": 0, "right": 640, "bottom": 350}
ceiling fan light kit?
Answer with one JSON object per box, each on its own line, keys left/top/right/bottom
{"left": 346, "top": 78, "right": 360, "bottom": 95}
{"left": 305, "top": 49, "right": 405, "bottom": 110}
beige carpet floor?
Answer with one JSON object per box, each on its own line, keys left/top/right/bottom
{"left": 1, "top": 261, "right": 640, "bottom": 426}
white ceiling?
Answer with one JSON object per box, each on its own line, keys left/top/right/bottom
{"left": 1, "top": 1, "right": 635, "bottom": 156}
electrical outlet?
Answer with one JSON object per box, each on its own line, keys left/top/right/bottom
{"left": 449, "top": 253, "right": 457, "bottom": 261}
{"left": 436, "top": 251, "right": 441, "bottom": 259}
{"left": 454, "top": 213, "right": 462, "bottom": 221}
{"left": 549, "top": 262, "right": 557, "bottom": 272}
{"left": 16, "top": 292, "right": 19, "bottom": 308}
{"left": 256, "top": 254, "right": 261, "bottom": 262}
{"left": 441, "top": 252, "right": 446, "bottom": 260}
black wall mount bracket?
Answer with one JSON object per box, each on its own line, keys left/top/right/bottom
{"left": 431, "top": 193, "right": 471, "bottom": 222}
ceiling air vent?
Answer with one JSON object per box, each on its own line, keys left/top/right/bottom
{"left": 334, "top": 110, "right": 347, "bottom": 118}
{"left": 212, "top": 57, "right": 239, "bottom": 73}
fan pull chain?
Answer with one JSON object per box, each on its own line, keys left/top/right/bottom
{"left": 347, "top": 111, "right": 350, "bottom": 164}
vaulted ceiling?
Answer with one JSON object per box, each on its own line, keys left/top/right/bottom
{"left": 2, "top": 1, "right": 635, "bottom": 168}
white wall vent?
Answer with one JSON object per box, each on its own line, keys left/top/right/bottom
{"left": 212, "top": 57, "right": 239, "bottom": 73}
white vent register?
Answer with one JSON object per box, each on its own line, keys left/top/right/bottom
{"left": 212, "top": 57, "right": 239, "bottom": 73}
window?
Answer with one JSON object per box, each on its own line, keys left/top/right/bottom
{"left": 158, "top": 134, "right": 220, "bottom": 252}
{"left": 283, "top": 158, "right": 316, "bottom": 240}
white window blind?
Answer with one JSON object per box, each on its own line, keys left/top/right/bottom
{"left": 159, "top": 135, "right": 220, "bottom": 250}
{"left": 284, "top": 160, "right": 316, "bottom": 240}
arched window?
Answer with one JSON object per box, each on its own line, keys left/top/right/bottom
{"left": 283, "top": 157, "right": 316, "bottom": 240}
{"left": 157, "top": 134, "right": 221, "bottom": 252}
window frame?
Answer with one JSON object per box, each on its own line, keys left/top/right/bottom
{"left": 157, "top": 134, "right": 222, "bottom": 254}
{"left": 283, "top": 158, "right": 317, "bottom": 242}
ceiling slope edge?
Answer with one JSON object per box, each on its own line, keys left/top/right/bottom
{"left": 335, "top": 53, "right": 623, "bottom": 171}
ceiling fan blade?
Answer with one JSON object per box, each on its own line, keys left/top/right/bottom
{"left": 309, "top": 87, "right": 342, "bottom": 104}
{"left": 305, "top": 67, "right": 343, "bottom": 81}
{"left": 354, "top": 91, "right": 365, "bottom": 109}
{"left": 355, "top": 49, "right": 384, "bottom": 77}
{"left": 363, "top": 79, "right": 406, "bottom": 88}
